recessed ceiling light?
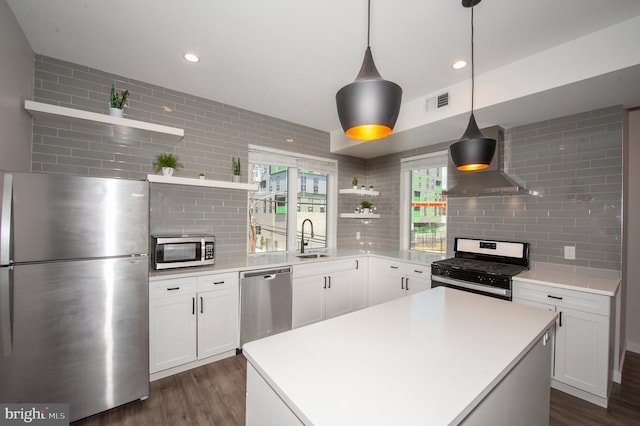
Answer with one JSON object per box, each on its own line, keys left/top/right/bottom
{"left": 452, "top": 60, "right": 467, "bottom": 70}
{"left": 183, "top": 53, "right": 200, "bottom": 63}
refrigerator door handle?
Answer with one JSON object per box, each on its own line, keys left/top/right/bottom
{"left": 1, "top": 173, "right": 13, "bottom": 266}
{"left": 0, "top": 266, "right": 13, "bottom": 356}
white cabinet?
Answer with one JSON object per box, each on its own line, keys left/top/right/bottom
{"left": 513, "top": 279, "right": 612, "bottom": 406}
{"left": 196, "top": 273, "right": 240, "bottom": 359}
{"left": 292, "top": 258, "right": 361, "bottom": 329}
{"left": 149, "top": 277, "right": 197, "bottom": 373}
{"left": 406, "top": 265, "right": 431, "bottom": 296}
{"left": 150, "top": 272, "right": 239, "bottom": 375}
{"left": 352, "top": 257, "right": 369, "bottom": 311}
{"left": 368, "top": 258, "right": 431, "bottom": 306}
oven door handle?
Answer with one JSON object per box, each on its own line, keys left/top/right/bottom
{"left": 431, "top": 276, "right": 511, "bottom": 298}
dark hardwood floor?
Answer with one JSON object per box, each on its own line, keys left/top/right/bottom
{"left": 73, "top": 351, "right": 640, "bottom": 425}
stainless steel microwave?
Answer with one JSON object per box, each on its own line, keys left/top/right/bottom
{"left": 152, "top": 235, "right": 215, "bottom": 270}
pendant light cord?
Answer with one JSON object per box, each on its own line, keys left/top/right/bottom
{"left": 470, "top": 5, "right": 475, "bottom": 113}
{"left": 367, "top": 0, "right": 371, "bottom": 48}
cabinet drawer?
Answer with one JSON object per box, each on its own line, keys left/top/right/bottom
{"left": 197, "top": 272, "right": 238, "bottom": 292}
{"left": 406, "top": 265, "right": 430, "bottom": 278}
{"left": 513, "top": 280, "right": 609, "bottom": 316}
{"left": 293, "top": 258, "right": 356, "bottom": 278}
{"left": 150, "top": 277, "right": 197, "bottom": 300}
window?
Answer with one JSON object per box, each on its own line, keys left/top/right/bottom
{"left": 248, "top": 146, "right": 337, "bottom": 253}
{"left": 400, "top": 151, "right": 448, "bottom": 254}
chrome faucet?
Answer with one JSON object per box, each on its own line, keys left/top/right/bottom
{"left": 300, "top": 219, "right": 314, "bottom": 254}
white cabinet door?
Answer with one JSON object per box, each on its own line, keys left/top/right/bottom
{"left": 405, "top": 265, "right": 430, "bottom": 296}
{"left": 198, "top": 282, "right": 239, "bottom": 360}
{"left": 369, "top": 259, "right": 404, "bottom": 306}
{"left": 513, "top": 279, "right": 612, "bottom": 402}
{"left": 554, "top": 307, "right": 609, "bottom": 398}
{"left": 292, "top": 274, "right": 324, "bottom": 329}
{"left": 352, "top": 257, "right": 369, "bottom": 311}
{"left": 324, "top": 269, "right": 352, "bottom": 320}
{"left": 149, "top": 278, "right": 197, "bottom": 374}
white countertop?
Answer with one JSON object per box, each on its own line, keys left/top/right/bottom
{"left": 243, "top": 287, "right": 556, "bottom": 425}
{"left": 515, "top": 263, "right": 620, "bottom": 296}
{"left": 149, "top": 249, "right": 444, "bottom": 280}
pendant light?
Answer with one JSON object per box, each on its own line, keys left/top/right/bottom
{"left": 336, "top": 0, "right": 402, "bottom": 141}
{"left": 449, "top": 0, "right": 496, "bottom": 171}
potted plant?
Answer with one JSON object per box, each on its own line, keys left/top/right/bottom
{"left": 360, "top": 200, "right": 373, "bottom": 214}
{"left": 369, "top": 185, "right": 374, "bottom": 190}
{"left": 153, "top": 153, "right": 181, "bottom": 176}
{"left": 199, "top": 172, "right": 205, "bottom": 180}
{"left": 232, "top": 157, "right": 241, "bottom": 182}
{"left": 352, "top": 177, "right": 358, "bottom": 189}
{"left": 109, "top": 84, "right": 129, "bottom": 117}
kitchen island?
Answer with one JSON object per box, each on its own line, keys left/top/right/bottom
{"left": 243, "top": 287, "right": 557, "bottom": 425}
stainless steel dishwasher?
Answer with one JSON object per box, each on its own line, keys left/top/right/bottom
{"left": 240, "top": 266, "right": 292, "bottom": 347}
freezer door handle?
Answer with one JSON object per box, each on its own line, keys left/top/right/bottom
{"left": 1, "top": 173, "right": 13, "bottom": 266}
{"left": 0, "top": 267, "right": 13, "bottom": 356}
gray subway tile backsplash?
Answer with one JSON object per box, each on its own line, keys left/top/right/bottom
{"left": 29, "top": 56, "right": 623, "bottom": 268}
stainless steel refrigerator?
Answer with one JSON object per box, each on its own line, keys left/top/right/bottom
{"left": 0, "top": 172, "right": 150, "bottom": 422}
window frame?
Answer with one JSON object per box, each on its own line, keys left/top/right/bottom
{"left": 249, "top": 145, "right": 338, "bottom": 253}
{"left": 399, "top": 150, "right": 448, "bottom": 252}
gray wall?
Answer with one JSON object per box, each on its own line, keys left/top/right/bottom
{"left": 25, "top": 56, "right": 624, "bottom": 269}
{"left": 359, "top": 107, "right": 623, "bottom": 271}
{"left": 30, "top": 55, "right": 366, "bottom": 254}
{"left": 448, "top": 106, "right": 623, "bottom": 270}
{"left": 0, "top": 0, "right": 33, "bottom": 172}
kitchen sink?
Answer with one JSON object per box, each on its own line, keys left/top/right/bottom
{"left": 294, "top": 253, "right": 329, "bottom": 259}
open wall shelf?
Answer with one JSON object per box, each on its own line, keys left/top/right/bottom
{"left": 25, "top": 100, "right": 184, "bottom": 142}
{"left": 147, "top": 174, "right": 259, "bottom": 191}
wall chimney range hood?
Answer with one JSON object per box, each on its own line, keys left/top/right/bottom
{"left": 443, "top": 126, "right": 538, "bottom": 197}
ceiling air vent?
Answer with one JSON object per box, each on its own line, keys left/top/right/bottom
{"left": 425, "top": 92, "right": 449, "bottom": 112}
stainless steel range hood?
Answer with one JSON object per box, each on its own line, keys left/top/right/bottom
{"left": 443, "top": 126, "right": 537, "bottom": 197}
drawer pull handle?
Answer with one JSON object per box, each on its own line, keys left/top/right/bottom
{"left": 401, "top": 277, "right": 405, "bottom": 290}
{"left": 214, "top": 281, "right": 225, "bottom": 285}
{"left": 390, "top": 266, "right": 399, "bottom": 269}
{"left": 200, "top": 296, "right": 204, "bottom": 314}
{"left": 324, "top": 276, "right": 327, "bottom": 289}
{"left": 406, "top": 277, "right": 410, "bottom": 291}
{"left": 413, "top": 270, "right": 423, "bottom": 274}
{"left": 547, "top": 295, "right": 563, "bottom": 300}
{"left": 559, "top": 311, "right": 563, "bottom": 327}
{"left": 355, "top": 260, "right": 359, "bottom": 270}
{"left": 328, "top": 276, "right": 331, "bottom": 289}
{"left": 192, "top": 297, "right": 195, "bottom": 315}
{"left": 167, "top": 287, "right": 180, "bottom": 291}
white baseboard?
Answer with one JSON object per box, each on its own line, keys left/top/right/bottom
{"left": 614, "top": 348, "right": 625, "bottom": 384}
{"left": 150, "top": 349, "right": 237, "bottom": 382}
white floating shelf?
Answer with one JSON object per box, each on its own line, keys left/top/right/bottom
{"left": 339, "top": 188, "right": 379, "bottom": 196}
{"left": 147, "top": 174, "right": 259, "bottom": 191}
{"left": 25, "top": 100, "right": 184, "bottom": 142}
{"left": 340, "top": 213, "right": 380, "bottom": 219}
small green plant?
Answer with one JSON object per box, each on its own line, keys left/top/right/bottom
{"left": 110, "top": 84, "right": 129, "bottom": 109}
{"left": 352, "top": 177, "right": 358, "bottom": 186}
{"left": 152, "top": 153, "right": 181, "bottom": 172}
{"left": 232, "top": 157, "right": 241, "bottom": 176}
{"left": 199, "top": 172, "right": 205, "bottom": 177}
{"left": 369, "top": 185, "right": 374, "bottom": 190}
{"left": 360, "top": 200, "right": 373, "bottom": 209}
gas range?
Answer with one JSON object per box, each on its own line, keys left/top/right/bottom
{"left": 431, "top": 238, "right": 530, "bottom": 300}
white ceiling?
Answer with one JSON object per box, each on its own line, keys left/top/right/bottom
{"left": 8, "top": 0, "right": 640, "bottom": 158}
